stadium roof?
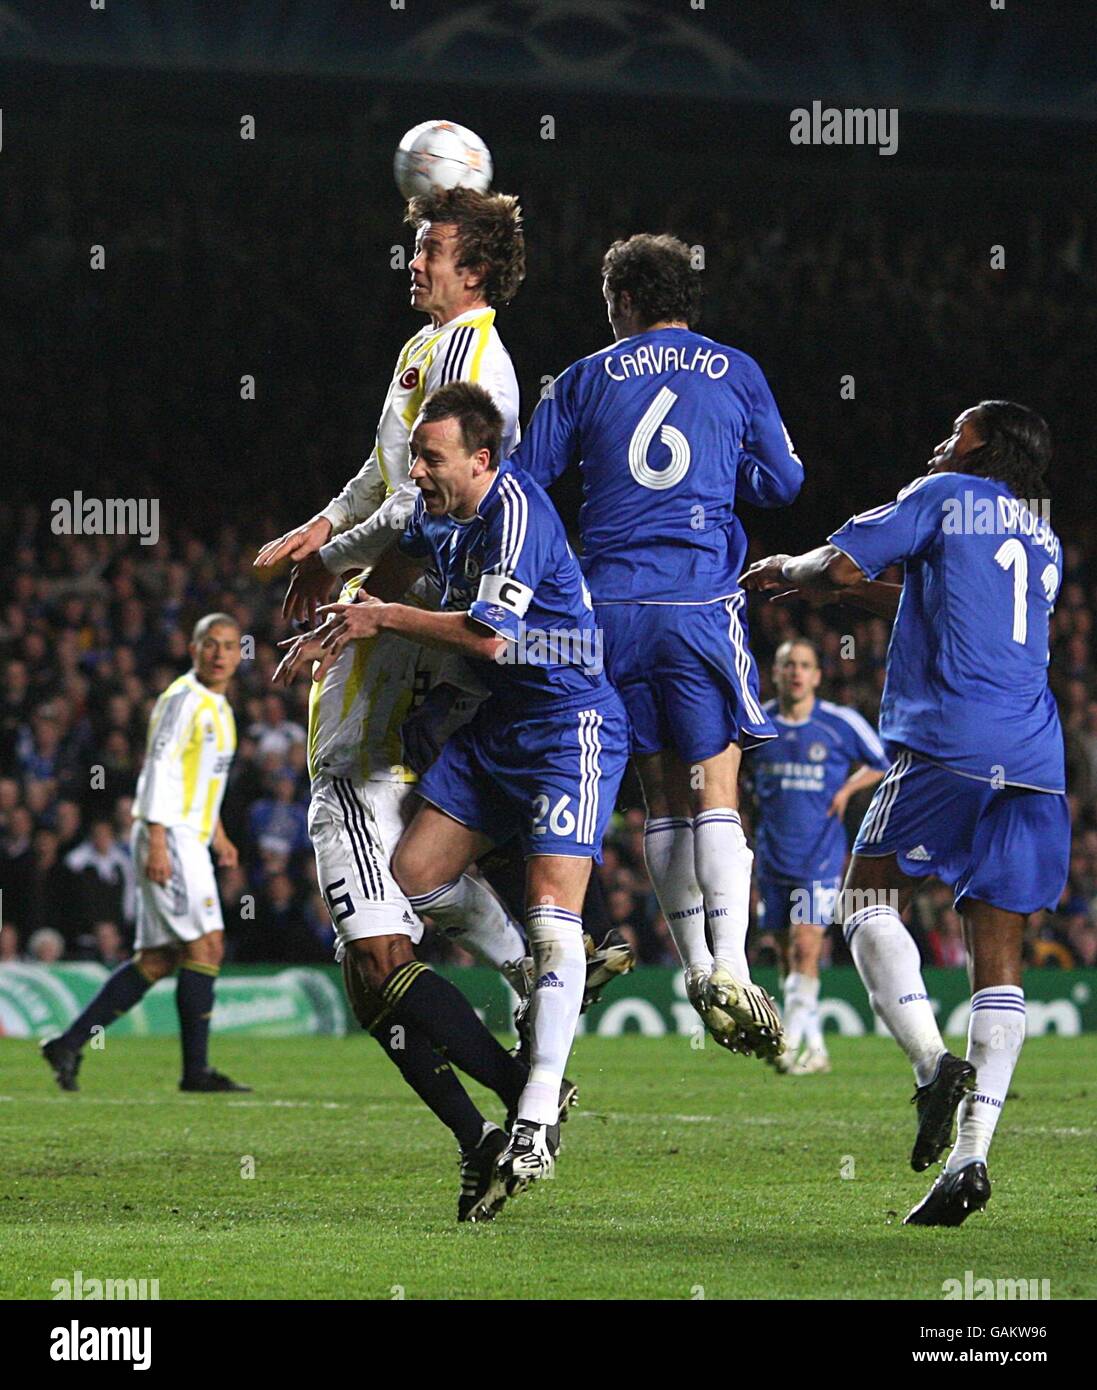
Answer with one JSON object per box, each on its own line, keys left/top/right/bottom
{"left": 1, "top": 0, "right": 1095, "bottom": 120}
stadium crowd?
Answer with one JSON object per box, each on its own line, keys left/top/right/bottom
{"left": 3, "top": 111, "right": 1096, "bottom": 974}
{"left": 4, "top": 514, "right": 1096, "bottom": 977}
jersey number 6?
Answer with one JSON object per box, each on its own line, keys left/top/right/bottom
{"left": 629, "top": 386, "right": 691, "bottom": 490}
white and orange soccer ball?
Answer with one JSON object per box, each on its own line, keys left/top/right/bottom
{"left": 393, "top": 120, "right": 493, "bottom": 201}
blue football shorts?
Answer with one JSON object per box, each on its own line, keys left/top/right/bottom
{"left": 852, "top": 749, "right": 1069, "bottom": 915}
{"left": 415, "top": 691, "right": 629, "bottom": 860}
{"left": 597, "top": 593, "right": 776, "bottom": 763}
{"left": 756, "top": 875, "right": 843, "bottom": 932}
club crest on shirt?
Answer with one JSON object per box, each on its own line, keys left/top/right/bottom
{"left": 400, "top": 366, "right": 420, "bottom": 390}
{"left": 808, "top": 742, "right": 827, "bottom": 762}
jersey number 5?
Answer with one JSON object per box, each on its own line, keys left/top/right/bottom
{"left": 629, "top": 386, "right": 691, "bottom": 490}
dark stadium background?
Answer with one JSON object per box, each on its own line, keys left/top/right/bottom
{"left": 2, "top": 0, "right": 1096, "bottom": 977}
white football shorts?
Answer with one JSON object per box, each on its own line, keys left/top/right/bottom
{"left": 133, "top": 821, "right": 225, "bottom": 950}
{"left": 308, "top": 776, "right": 424, "bottom": 953}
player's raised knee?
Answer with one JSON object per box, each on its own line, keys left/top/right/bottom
{"left": 390, "top": 837, "right": 435, "bottom": 898}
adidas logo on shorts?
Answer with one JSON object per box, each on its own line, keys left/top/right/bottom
{"left": 535, "top": 971, "right": 564, "bottom": 989}
{"left": 906, "top": 844, "right": 932, "bottom": 861}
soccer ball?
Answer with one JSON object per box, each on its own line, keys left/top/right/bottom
{"left": 393, "top": 120, "right": 493, "bottom": 201}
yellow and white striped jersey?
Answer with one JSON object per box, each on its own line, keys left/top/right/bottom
{"left": 134, "top": 671, "right": 237, "bottom": 844}
{"left": 307, "top": 574, "right": 422, "bottom": 786}
{"left": 318, "top": 306, "right": 520, "bottom": 574}
{"left": 307, "top": 575, "right": 488, "bottom": 788}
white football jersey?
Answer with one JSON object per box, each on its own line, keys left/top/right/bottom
{"left": 307, "top": 574, "right": 487, "bottom": 788}
{"left": 319, "top": 306, "right": 520, "bottom": 574}
{"left": 307, "top": 574, "right": 421, "bottom": 786}
{"left": 134, "top": 671, "right": 237, "bottom": 845}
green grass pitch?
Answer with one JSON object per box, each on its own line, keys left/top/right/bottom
{"left": 2, "top": 1034, "right": 1094, "bottom": 1300}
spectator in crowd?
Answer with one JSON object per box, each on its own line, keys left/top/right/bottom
{"left": 27, "top": 928, "right": 65, "bottom": 964}
{"left": 64, "top": 819, "right": 132, "bottom": 936}
{"left": 248, "top": 695, "right": 306, "bottom": 763}
{"left": 92, "top": 920, "right": 128, "bottom": 967}
{"left": 247, "top": 769, "right": 310, "bottom": 862}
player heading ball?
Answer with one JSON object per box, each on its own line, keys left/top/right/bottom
{"left": 255, "top": 185, "right": 526, "bottom": 604}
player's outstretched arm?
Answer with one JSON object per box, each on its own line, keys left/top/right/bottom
{"left": 764, "top": 577, "right": 902, "bottom": 620}
{"left": 317, "top": 483, "right": 419, "bottom": 578}
{"left": 741, "top": 543, "right": 864, "bottom": 596}
{"left": 317, "top": 602, "right": 504, "bottom": 666}
{"left": 254, "top": 515, "right": 333, "bottom": 570}
{"left": 256, "top": 448, "right": 388, "bottom": 571}
{"left": 827, "top": 580, "right": 901, "bottom": 619}
{"left": 341, "top": 522, "right": 423, "bottom": 602}
{"left": 736, "top": 366, "right": 805, "bottom": 508}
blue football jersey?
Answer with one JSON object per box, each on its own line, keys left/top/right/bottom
{"left": 398, "top": 461, "right": 613, "bottom": 715}
{"left": 746, "top": 698, "right": 889, "bottom": 881}
{"left": 829, "top": 471, "right": 1065, "bottom": 791}
{"left": 509, "top": 328, "right": 803, "bottom": 603}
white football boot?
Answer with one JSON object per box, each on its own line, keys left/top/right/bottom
{"left": 788, "top": 1044, "right": 831, "bottom": 1075}
{"left": 683, "top": 965, "right": 747, "bottom": 1052}
{"left": 706, "top": 967, "right": 785, "bottom": 1061}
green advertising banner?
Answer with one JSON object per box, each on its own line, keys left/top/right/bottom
{"left": 0, "top": 964, "right": 347, "bottom": 1040}
{"left": 442, "top": 966, "right": 1097, "bottom": 1039}
{"left": 1, "top": 964, "right": 1093, "bottom": 1040}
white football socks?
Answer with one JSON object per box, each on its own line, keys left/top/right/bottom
{"left": 643, "top": 816, "right": 713, "bottom": 973}
{"left": 946, "top": 985, "right": 1025, "bottom": 1173}
{"left": 518, "top": 904, "right": 586, "bottom": 1127}
{"left": 406, "top": 875, "right": 526, "bottom": 970}
{"left": 693, "top": 808, "right": 753, "bottom": 980}
{"left": 782, "top": 971, "right": 806, "bottom": 1052}
{"left": 800, "top": 973, "right": 824, "bottom": 1050}
{"left": 845, "top": 903, "right": 945, "bottom": 1085}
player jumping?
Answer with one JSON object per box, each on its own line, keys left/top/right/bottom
{"left": 307, "top": 382, "right": 630, "bottom": 1190}
{"left": 509, "top": 233, "right": 803, "bottom": 1058}
{"left": 273, "top": 570, "right": 552, "bottom": 1222}
{"left": 744, "top": 638, "right": 887, "bottom": 1074}
{"left": 41, "top": 615, "right": 248, "bottom": 1093}
{"left": 742, "top": 400, "right": 1069, "bottom": 1225}
{"left": 255, "top": 180, "right": 627, "bottom": 977}
{"left": 254, "top": 186, "right": 525, "bottom": 617}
